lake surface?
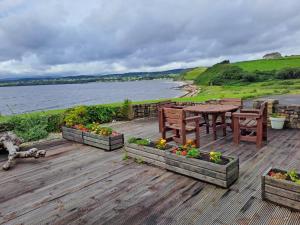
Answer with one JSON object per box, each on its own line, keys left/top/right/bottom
{"left": 0, "top": 80, "right": 186, "bottom": 115}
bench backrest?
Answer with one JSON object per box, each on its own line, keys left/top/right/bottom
{"left": 219, "top": 98, "right": 243, "bottom": 108}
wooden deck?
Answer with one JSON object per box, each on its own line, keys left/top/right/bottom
{"left": 0, "top": 118, "right": 300, "bottom": 225}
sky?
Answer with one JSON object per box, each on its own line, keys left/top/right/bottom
{"left": 0, "top": 0, "right": 300, "bottom": 78}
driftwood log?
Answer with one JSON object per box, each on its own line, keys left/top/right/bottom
{"left": 0, "top": 132, "right": 46, "bottom": 170}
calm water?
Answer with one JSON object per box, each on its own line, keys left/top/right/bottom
{"left": 0, "top": 80, "right": 185, "bottom": 115}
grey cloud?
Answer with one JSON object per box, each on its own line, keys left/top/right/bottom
{"left": 0, "top": 0, "right": 300, "bottom": 77}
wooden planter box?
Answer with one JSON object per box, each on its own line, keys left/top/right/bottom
{"left": 125, "top": 143, "right": 239, "bottom": 188}
{"left": 62, "top": 126, "right": 124, "bottom": 151}
{"left": 262, "top": 168, "right": 300, "bottom": 211}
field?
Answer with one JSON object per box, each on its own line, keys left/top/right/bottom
{"left": 179, "top": 79, "right": 300, "bottom": 102}
{"left": 234, "top": 56, "right": 300, "bottom": 72}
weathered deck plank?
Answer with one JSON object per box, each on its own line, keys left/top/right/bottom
{"left": 0, "top": 118, "right": 299, "bottom": 225}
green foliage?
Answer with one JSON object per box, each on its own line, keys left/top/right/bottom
{"left": 9, "top": 114, "right": 49, "bottom": 142}
{"left": 135, "top": 157, "right": 144, "bottom": 164}
{"left": 271, "top": 113, "right": 286, "bottom": 118}
{"left": 276, "top": 67, "right": 300, "bottom": 79}
{"left": 122, "top": 152, "right": 129, "bottom": 161}
{"left": 64, "top": 106, "right": 88, "bottom": 127}
{"left": 287, "top": 169, "right": 299, "bottom": 182}
{"left": 127, "top": 137, "right": 150, "bottom": 146}
{"left": 187, "top": 148, "right": 200, "bottom": 158}
{"left": 46, "top": 112, "right": 64, "bottom": 132}
{"left": 135, "top": 139, "right": 150, "bottom": 146}
{"left": 128, "top": 137, "right": 138, "bottom": 144}
{"left": 86, "top": 105, "right": 117, "bottom": 123}
{"left": 209, "top": 151, "right": 222, "bottom": 164}
{"left": 120, "top": 99, "right": 133, "bottom": 120}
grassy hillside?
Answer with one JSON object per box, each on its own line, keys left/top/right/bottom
{"left": 194, "top": 56, "right": 300, "bottom": 85}
{"left": 179, "top": 79, "right": 300, "bottom": 102}
{"left": 181, "top": 67, "right": 206, "bottom": 80}
{"left": 233, "top": 56, "right": 300, "bottom": 72}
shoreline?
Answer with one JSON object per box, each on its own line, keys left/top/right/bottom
{"left": 173, "top": 81, "right": 200, "bottom": 98}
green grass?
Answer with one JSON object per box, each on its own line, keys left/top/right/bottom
{"left": 233, "top": 56, "right": 300, "bottom": 72}
{"left": 178, "top": 79, "right": 300, "bottom": 102}
{"left": 195, "top": 64, "right": 231, "bottom": 85}
{"left": 182, "top": 67, "right": 206, "bottom": 80}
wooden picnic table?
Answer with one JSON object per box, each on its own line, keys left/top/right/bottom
{"left": 184, "top": 104, "right": 240, "bottom": 140}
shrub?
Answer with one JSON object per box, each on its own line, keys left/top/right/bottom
{"left": 120, "top": 99, "right": 133, "bottom": 120}
{"left": 86, "top": 105, "right": 117, "bottom": 123}
{"left": 8, "top": 114, "right": 49, "bottom": 142}
{"left": 242, "top": 73, "right": 259, "bottom": 82}
{"left": 64, "top": 106, "right": 88, "bottom": 127}
{"left": 211, "top": 66, "right": 245, "bottom": 85}
{"left": 46, "top": 113, "right": 64, "bottom": 132}
{"left": 276, "top": 67, "right": 300, "bottom": 79}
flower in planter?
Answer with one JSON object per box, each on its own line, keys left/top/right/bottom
{"left": 155, "top": 138, "right": 167, "bottom": 150}
{"left": 99, "top": 127, "right": 113, "bottom": 136}
{"left": 209, "top": 151, "right": 222, "bottom": 164}
{"left": 171, "top": 146, "right": 179, "bottom": 154}
{"left": 73, "top": 124, "right": 89, "bottom": 132}
{"left": 268, "top": 169, "right": 300, "bottom": 184}
{"left": 268, "top": 170, "right": 287, "bottom": 180}
{"left": 181, "top": 150, "right": 187, "bottom": 156}
{"left": 183, "top": 139, "right": 196, "bottom": 149}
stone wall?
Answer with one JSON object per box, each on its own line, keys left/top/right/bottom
{"left": 131, "top": 101, "right": 197, "bottom": 118}
{"left": 254, "top": 99, "right": 300, "bottom": 129}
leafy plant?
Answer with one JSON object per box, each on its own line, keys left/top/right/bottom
{"left": 64, "top": 106, "right": 88, "bottom": 127}
{"left": 271, "top": 113, "right": 286, "bottom": 118}
{"left": 128, "top": 137, "right": 138, "bottom": 144}
{"left": 99, "top": 127, "right": 113, "bottom": 136}
{"left": 122, "top": 152, "right": 129, "bottom": 161}
{"left": 287, "top": 169, "right": 299, "bottom": 182}
{"left": 9, "top": 114, "right": 49, "bottom": 142}
{"left": 86, "top": 105, "right": 117, "bottom": 123}
{"left": 135, "top": 139, "right": 150, "bottom": 146}
{"left": 135, "top": 157, "right": 144, "bottom": 164}
{"left": 209, "top": 151, "right": 222, "bottom": 164}
{"left": 127, "top": 137, "right": 150, "bottom": 146}
{"left": 155, "top": 138, "right": 167, "bottom": 150}
{"left": 187, "top": 148, "right": 200, "bottom": 158}
{"left": 120, "top": 99, "right": 133, "bottom": 120}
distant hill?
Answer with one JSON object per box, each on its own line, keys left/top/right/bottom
{"left": 194, "top": 56, "right": 300, "bottom": 85}
{"left": 0, "top": 68, "right": 190, "bottom": 87}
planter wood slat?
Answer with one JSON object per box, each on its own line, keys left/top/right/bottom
{"left": 262, "top": 167, "right": 300, "bottom": 211}
{"left": 125, "top": 143, "right": 239, "bottom": 188}
{"left": 62, "top": 127, "right": 83, "bottom": 142}
{"left": 62, "top": 126, "right": 124, "bottom": 151}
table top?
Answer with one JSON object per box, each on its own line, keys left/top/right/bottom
{"left": 184, "top": 104, "right": 240, "bottom": 113}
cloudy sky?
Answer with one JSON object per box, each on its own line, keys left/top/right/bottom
{"left": 0, "top": 0, "right": 300, "bottom": 78}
